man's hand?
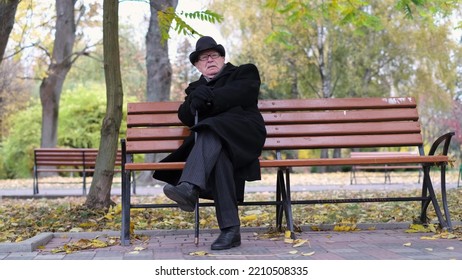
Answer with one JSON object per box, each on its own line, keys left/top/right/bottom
{"left": 190, "top": 85, "right": 214, "bottom": 114}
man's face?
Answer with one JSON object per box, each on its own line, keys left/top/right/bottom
{"left": 194, "top": 50, "right": 225, "bottom": 79}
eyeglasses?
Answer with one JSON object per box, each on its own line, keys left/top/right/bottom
{"left": 198, "top": 53, "right": 221, "bottom": 61}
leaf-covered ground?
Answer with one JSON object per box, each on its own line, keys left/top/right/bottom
{"left": 0, "top": 171, "right": 461, "bottom": 244}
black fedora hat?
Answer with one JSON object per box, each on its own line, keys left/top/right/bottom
{"left": 189, "top": 36, "right": 225, "bottom": 65}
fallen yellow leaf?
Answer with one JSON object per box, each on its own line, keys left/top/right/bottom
{"left": 403, "top": 242, "right": 412, "bottom": 247}
{"left": 189, "top": 251, "right": 208, "bottom": 256}
{"left": 421, "top": 236, "right": 438, "bottom": 240}
{"left": 293, "top": 239, "right": 309, "bottom": 248}
{"left": 446, "top": 247, "right": 454, "bottom": 250}
{"left": 289, "top": 250, "right": 298, "bottom": 254}
{"left": 302, "top": 251, "right": 315, "bottom": 256}
{"left": 90, "top": 239, "right": 108, "bottom": 248}
{"left": 241, "top": 214, "right": 258, "bottom": 222}
{"left": 284, "top": 238, "right": 294, "bottom": 244}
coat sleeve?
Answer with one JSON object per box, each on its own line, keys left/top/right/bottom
{"left": 209, "top": 64, "right": 261, "bottom": 115}
{"left": 177, "top": 96, "right": 195, "bottom": 127}
{"left": 177, "top": 79, "right": 207, "bottom": 127}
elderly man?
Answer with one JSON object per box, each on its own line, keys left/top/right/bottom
{"left": 153, "top": 36, "right": 266, "bottom": 250}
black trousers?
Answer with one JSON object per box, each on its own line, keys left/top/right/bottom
{"left": 179, "top": 129, "right": 240, "bottom": 229}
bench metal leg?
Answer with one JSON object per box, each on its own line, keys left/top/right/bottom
{"left": 121, "top": 170, "right": 131, "bottom": 246}
{"left": 83, "top": 171, "right": 87, "bottom": 195}
{"left": 132, "top": 172, "right": 137, "bottom": 195}
{"left": 33, "top": 167, "right": 39, "bottom": 195}
{"left": 350, "top": 169, "right": 357, "bottom": 184}
{"left": 384, "top": 170, "right": 391, "bottom": 184}
{"left": 458, "top": 165, "right": 461, "bottom": 188}
{"left": 275, "top": 173, "right": 283, "bottom": 230}
{"left": 440, "top": 164, "right": 452, "bottom": 229}
{"left": 420, "top": 165, "right": 450, "bottom": 229}
{"left": 194, "top": 197, "right": 200, "bottom": 246}
{"left": 276, "top": 168, "right": 295, "bottom": 239}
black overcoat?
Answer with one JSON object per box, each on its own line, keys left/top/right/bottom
{"left": 153, "top": 63, "right": 267, "bottom": 201}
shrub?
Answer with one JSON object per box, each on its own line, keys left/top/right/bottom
{"left": 0, "top": 84, "right": 128, "bottom": 179}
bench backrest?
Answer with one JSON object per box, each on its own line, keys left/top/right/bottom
{"left": 34, "top": 148, "right": 123, "bottom": 168}
{"left": 125, "top": 97, "right": 424, "bottom": 157}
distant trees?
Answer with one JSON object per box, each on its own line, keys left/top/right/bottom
{"left": 211, "top": 0, "right": 462, "bottom": 170}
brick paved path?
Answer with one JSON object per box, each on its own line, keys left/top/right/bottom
{"left": 1, "top": 224, "right": 461, "bottom": 260}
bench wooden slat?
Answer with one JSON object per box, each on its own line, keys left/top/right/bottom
{"left": 123, "top": 155, "right": 447, "bottom": 171}
{"left": 127, "top": 127, "right": 190, "bottom": 140}
{"left": 264, "top": 134, "right": 423, "bottom": 149}
{"left": 36, "top": 161, "right": 122, "bottom": 166}
{"left": 257, "top": 97, "right": 417, "bottom": 111}
{"left": 126, "top": 108, "right": 419, "bottom": 127}
{"left": 265, "top": 122, "right": 421, "bottom": 137}
{"left": 261, "top": 108, "right": 418, "bottom": 124}
{"left": 127, "top": 114, "right": 181, "bottom": 127}
{"left": 126, "top": 140, "right": 185, "bottom": 153}
{"left": 128, "top": 101, "right": 180, "bottom": 114}
{"left": 126, "top": 97, "right": 417, "bottom": 115}
{"left": 125, "top": 134, "right": 424, "bottom": 153}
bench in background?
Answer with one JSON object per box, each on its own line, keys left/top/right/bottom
{"left": 33, "top": 148, "right": 123, "bottom": 195}
{"left": 350, "top": 151, "right": 422, "bottom": 184}
{"left": 120, "top": 97, "right": 454, "bottom": 246}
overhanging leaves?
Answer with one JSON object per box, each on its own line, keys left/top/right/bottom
{"left": 157, "top": 8, "right": 223, "bottom": 43}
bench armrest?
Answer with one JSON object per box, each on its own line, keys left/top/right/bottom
{"left": 428, "top": 132, "right": 455, "bottom": 156}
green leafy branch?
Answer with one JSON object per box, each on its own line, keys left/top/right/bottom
{"left": 157, "top": 7, "right": 224, "bottom": 43}
{"left": 265, "top": 0, "right": 461, "bottom": 28}
{"left": 396, "top": 0, "right": 461, "bottom": 20}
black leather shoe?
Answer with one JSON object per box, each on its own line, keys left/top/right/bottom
{"left": 211, "top": 226, "right": 241, "bottom": 250}
{"left": 163, "top": 182, "right": 198, "bottom": 212}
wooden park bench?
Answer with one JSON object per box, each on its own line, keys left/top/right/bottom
{"left": 33, "top": 148, "right": 123, "bottom": 195}
{"left": 120, "top": 97, "right": 454, "bottom": 246}
{"left": 349, "top": 151, "right": 422, "bottom": 184}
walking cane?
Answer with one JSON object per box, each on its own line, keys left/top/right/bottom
{"left": 194, "top": 110, "right": 200, "bottom": 246}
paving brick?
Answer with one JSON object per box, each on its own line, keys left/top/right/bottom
{"left": 63, "top": 251, "right": 96, "bottom": 260}
{"left": 34, "top": 254, "right": 65, "bottom": 260}
{"left": 4, "top": 252, "right": 38, "bottom": 260}
{"left": 123, "top": 250, "right": 154, "bottom": 260}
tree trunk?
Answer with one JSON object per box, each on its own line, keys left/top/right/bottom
{"left": 138, "top": 0, "right": 178, "bottom": 185}
{"left": 316, "top": 23, "right": 333, "bottom": 172}
{"left": 328, "top": 148, "right": 342, "bottom": 172}
{"left": 0, "top": 0, "right": 19, "bottom": 65}
{"left": 85, "top": 0, "right": 123, "bottom": 209}
{"left": 146, "top": 0, "right": 177, "bottom": 102}
{"left": 39, "top": 0, "right": 77, "bottom": 148}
